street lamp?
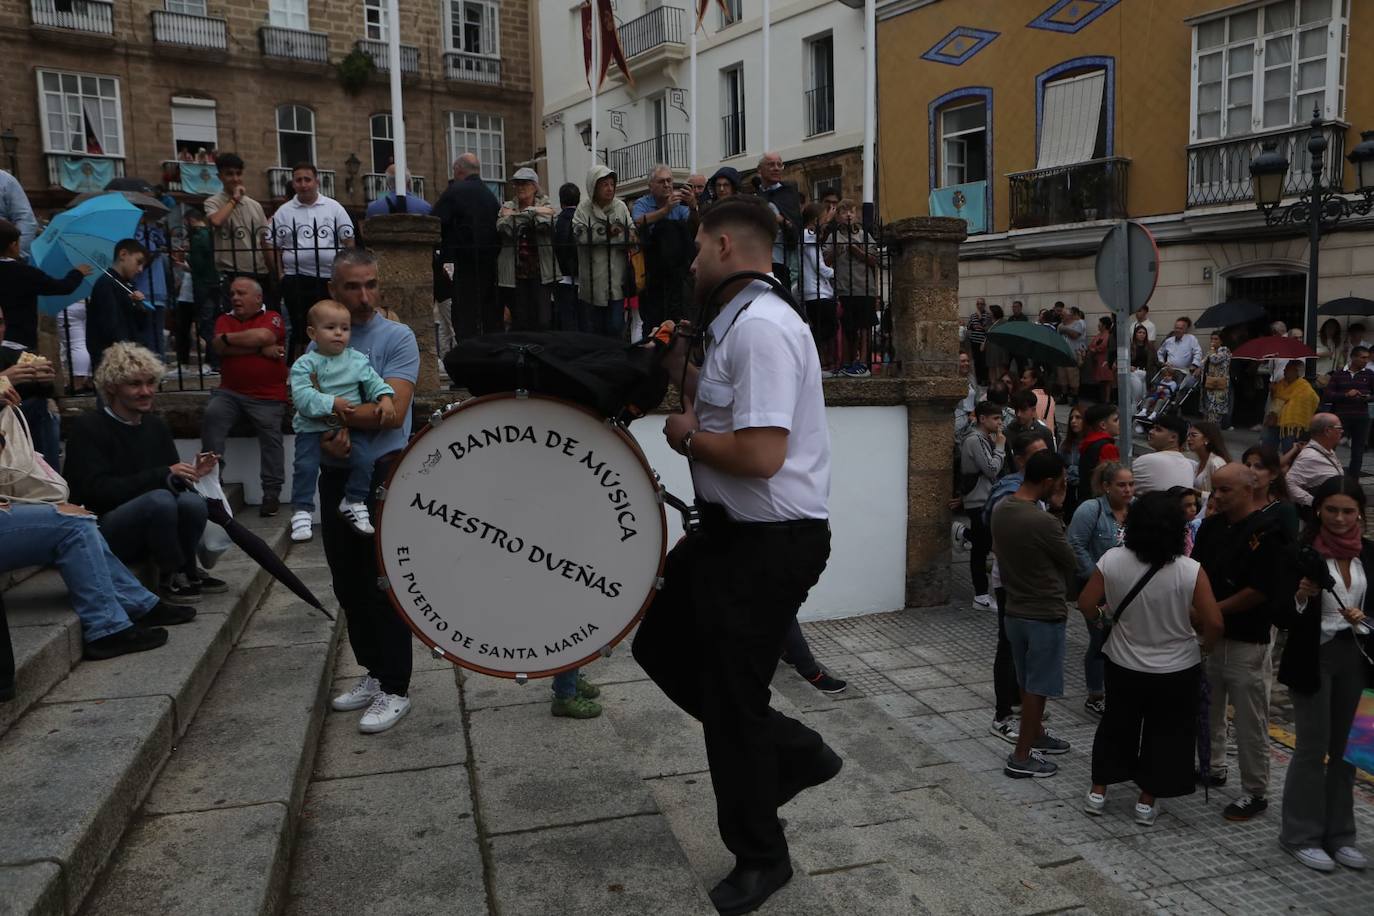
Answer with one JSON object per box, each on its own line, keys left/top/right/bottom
{"left": 0, "top": 128, "right": 17, "bottom": 174}
{"left": 1250, "top": 109, "right": 1374, "bottom": 378}
{"left": 344, "top": 151, "right": 361, "bottom": 195}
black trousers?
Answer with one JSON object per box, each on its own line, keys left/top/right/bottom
{"left": 1091, "top": 660, "right": 1201, "bottom": 798}
{"left": 632, "top": 520, "right": 831, "bottom": 867}
{"left": 452, "top": 273, "right": 502, "bottom": 340}
{"left": 993, "top": 587, "right": 1020, "bottom": 720}
{"left": 966, "top": 509, "right": 991, "bottom": 596}
{"left": 505, "top": 278, "right": 552, "bottom": 331}
{"left": 280, "top": 274, "right": 332, "bottom": 363}
{"left": 780, "top": 618, "right": 820, "bottom": 678}
{"left": 320, "top": 453, "right": 413, "bottom": 696}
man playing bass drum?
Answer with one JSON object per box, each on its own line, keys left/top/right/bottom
{"left": 633, "top": 197, "right": 837, "bottom": 915}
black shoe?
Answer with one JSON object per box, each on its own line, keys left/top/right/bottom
{"left": 137, "top": 602, "right": 197, "bottom": 627}
{"left": 260, "top": 495, "right": 280, "bottom": 517}
{"left": 777, "top": 744, "right": 844, "bottom": 808}
{"left": 708, "top": 860, "right": 794, "bottom": 916}
{"left": 1223, "top": 794, "right": 1267, "bottom": 821}
{"left": 805, "top": 669, "right": 848, "bottom": 695}
{"left": 84, "top": 626, "right": 168, "bottom": 660}
{"left": 1195, "top": 767, "right": 1227, "bottom": 787}
{"left": 191, "top": 570, "right": 228, "bottom": 594}
{"left": 161, "top": 573, "right": 201, "bottom": 605}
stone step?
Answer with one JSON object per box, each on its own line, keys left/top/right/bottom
{"left": 0, "top": 510, "right": 289, "bottom": 916}
{"left": 79, "top": 542, "right": 341, "bottom": 916}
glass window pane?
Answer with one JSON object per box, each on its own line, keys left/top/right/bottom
{"left": 1198, "top": 111, "right": 1222, "bottom": 138}
{"left": 1264, "top": 67, "right": 1291, "bottom": 99}
{"left": 1296, "top": 90, "right": 1323, "bottom": 118}
{"left": 1229, "top": 75, "right": 1253, "bottom": 104}
{"left": 278, "top": 106, "right": 291, "bottom": 129}
{"left": 1265, "top": 0, "right": 1294, "bottom": 32}
{"left": 1198, "top": 82, "right": 1223, "bottom": 112}
{"left": 1198, "top": 19, "right": 1226, "bottom": 49}
{"left": 299, "top": 107, "right": 314, "bottom": 131}
{"left": 1299, "top": 0, "right": 1330, "bottom": 23}
{"left": 1229, "top": 44, "right": 1256, "bottom": 77}
{"left": 1199, "top": 52, "right": 1223, "bottom": 82}
{"left": 1298, "top": 59, "right": 1325, "bottom": 90}
{"left": 1298, "top": 26, "right": 1326, "bottom": 57}
{"left": 1264, "top": 97, "right": 1291, "bottom": 126}
{"left": 1227, "top": 105, "right": 1253, "bottom": 135}
{"left": 1230, "top": 10, "right": 1258, "bottom": 40}
{"left": 942, "top": 104, "right": 984, "bottom": 136}
{"left": 1264, "top": 35, "right": 1292, "bottom": 65}
{"left": 42, "top": 72, "right": 59, "bottom": 91}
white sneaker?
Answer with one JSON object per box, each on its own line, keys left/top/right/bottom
{"left": 1333, "top": 846, "right": 1367, "bottom": 870}
{"left": 1084, "top": 790, "right": 1106, "bottom": 816}
{"left": 951, "top": 521, "right": 970, "bottom": 551}
{"left": 339, "top": 499, "right": 375, "bottom": 536}
{"left": 972, "top": 594, "right": 993, "bottom": 609}
{"left": 1134, "top": 800, "right": 1160, "bottom": 826}
{"left": 1287, "top": 846, "right": 1336, "bottom": 872}
{"left": 358, "top": 692, "right": 411, "bottom": 733}
{"left": 290, "top": 510, "right": 313, "bottom": 543}
{"left": 332, "top": 675, "right": 381, "bottom": 711}
{"left": 989, "top": 715, "right": 1019, "bottom": 744}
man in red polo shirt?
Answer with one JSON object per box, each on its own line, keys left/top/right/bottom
{"left": 201, "top": 277, "right": 289, "bottom": 516}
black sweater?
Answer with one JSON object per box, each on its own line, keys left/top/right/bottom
{"left": 62, "top": 409, "right": 180, "bottom": 515}
{"left": 86, "top": 274, "right": 149, "bottom": 374}
{"left": 1192, "top": 509, "right": 1287, "bottom": 644}
{"left": 0, "top": 259, "right": 85, "bottom": 350}
{"left": 1276, "top": 540, "right": 1374, "bottom": 695}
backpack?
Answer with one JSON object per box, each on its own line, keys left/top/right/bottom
{"left": 553, "top": 209, "right": 578, "bottom": 279}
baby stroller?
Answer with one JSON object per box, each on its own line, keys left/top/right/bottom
{"left": 1134, "top": 365, "right": 1199, "bottom": 428}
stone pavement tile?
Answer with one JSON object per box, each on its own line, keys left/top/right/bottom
{"left": 1129, "top": 881, "right": 1227, "bottom": 916}
{"left": 897, "top": 713, "right": 968, "bottom": 745}
{"left": 940, "top": 707, "right": 1004, "bottom": 740}
{"left": 1261, "top": 854, "right": 1374, "bottom": 914}
{"left": 883, "top": 666, "right": 957, "bottom": 692}
{"left": 488, "top": 814, "right": 717, "bottom": 916}
{"left": 0, "top": 862, "right": 63, "bottom": 916}
{"left": 1183, "top": 870, "right": 1319, "bottom": 916}
{"left": 285, "top": 766, "right": 484, "bottom": 916}
{"left": 932, "top": 659, "right": 995, "bottom": 684}
{"left": 579, "top": 638, "right": 651, "bottom": 684}
{"left": 1131, "top": 827, "right": 1252, "bottom": 883}
{"left": 1040, "top": 861, "right": 1153, "bottom": 916}
{"left": 460, "top": 668, "right": 555, "bottom": 711}
{"left": 855, "top": 647, "right": 925, "bottom": 671}
{"left": 905, "top": 684, "right": 986, "bottom": 713}
{"left": 807, "top": 862, "right": 938, "bottom": 916}
{"left": 83, "top": 803, "right": 290, "bottom": 916}
{"left": 235, "top": 566, "right": 339, "bottom": 649}
{"left": 600, "top": 679, "right": 708, "bottom": 779}
{"left": 906, "top": 642, "right": 991, "bottom": 666}
{"left": 1069, "top": 836, "right": 1175, "bottom": 894}
{"left": 313, "top": 667, "right": 465, "bottom": 781}
{"left": 815, "top": 619, "right": 902, "bottom": 654}
{"left": 988, "top": 771, "right": 1062, "bottom": 805}
{"left": 1021, "top": 799, "right": 1121, "bottom": 847}
{"left": 867, "top": 691, "right": 937, "bottom": 719}
{"left": 937, "top": 736, "right": 1014, "bottom": 773}
{"left": 470, "top": 701, "right": 655, "bottom": 834}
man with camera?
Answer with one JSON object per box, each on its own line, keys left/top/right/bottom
{"left": 632, "top": 165, "right": 698, "bottom": 333}
{"left": 1191, "top": 463, "right": 1285, "bottom": 821}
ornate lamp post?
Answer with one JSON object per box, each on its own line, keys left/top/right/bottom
{"left": 1250, "top": 109, "right": 1374, "bottom": 377}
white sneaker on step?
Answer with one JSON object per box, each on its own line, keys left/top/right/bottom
{"left": 339, "top": 499, "right": 375, "bottom": 535}
{"left": 290, "top": 510, "right": 313, "bottom": 543}
{"left": 359, "top": 692, "right": 411, "bottom": 733}
{"left": 331, "top": 674, "right": 381, "bottom": 711}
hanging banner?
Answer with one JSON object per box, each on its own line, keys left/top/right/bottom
{"left": 597, "top": 0, "right": 633, "bottom": 88}
{"left": 694, "top": 0, "right": 731, "bottom": 32}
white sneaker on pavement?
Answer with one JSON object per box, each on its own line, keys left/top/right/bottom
{"left": 1333, "top": 846, "right": 1367, "bottom": 870}
{"left": 359, "top": 692, "right": 411, "bottom": 733}
{"left": 339, "top": 499, "right": 375, "bottom": 536}
{"left": 1134, "top": 800, "right": 1160, "bottom": 826}
{"left": 1287, "top": 846, "right": 1336, "bottom": 872}
{"left": 1083, "top": 790, "right": 1106, "bottom": 816}
{"left": 972, "top": 594, "right": 993, "bottom": 609}
{"left": 290, "top": 510, "right": 313, "bottom": 543}
{"left": 331, "top": 674, "right": 381, "bottom": 711}
{"left": 989, "top": 715, "right": 1019, "bottom": 744}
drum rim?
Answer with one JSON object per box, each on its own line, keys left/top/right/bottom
{"left": 374, "top": 391, "right": 669, "bottom": 679}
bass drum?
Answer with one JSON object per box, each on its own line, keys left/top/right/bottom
{"left": 376, "top": 393, "right": 667, "bottom": 678}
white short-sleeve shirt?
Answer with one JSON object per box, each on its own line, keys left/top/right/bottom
{"left": 270, "top": 194, "right": 355, "bottom": 279}
{"left": 692, "top": 279, "right": 831, "bottom": 522}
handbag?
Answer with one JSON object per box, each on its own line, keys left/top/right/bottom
{"left": 1344, "top": 689, "right": 1374, "bottom": 776}
{"left": 1095, "top": 561, "right": 1164, "bottom": 659}
{"left": 1205, "top": 375, "right": 1228, "bottom": 391}
{"left": 0, "top": 405, "right": 69, "bottom": 504}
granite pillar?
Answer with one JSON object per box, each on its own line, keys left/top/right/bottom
{"left": 886, "top": 217, "right": 968, "bottom": 608}
{"left": 360, "top": 213, "right": 443, "bottom": 393}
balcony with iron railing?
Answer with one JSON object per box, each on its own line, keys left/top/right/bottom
{"left": 30, "top": 0, "right": 112, "bottom": 35}
{"left": 617, "top": 6, "right": 686, "bottom": 70}
{"left": 259, "top": 25, "right": 329, "bottom": 63}
{"left": 1008, "top": 157, "right": 1130, "bottom": 229}
{"left": 151, "top": 9, "right": 227, "bottom": 50}
{"left": 355, "top": 38, "right": 420, "bottom": 75}
{"left": 721, "top": 112, "right": 746, "bottom": 158}
{"left": 267, "top": 167, "right": 337, "bottom": 199}
{"left": 608, "top": 134, "right": 690, "bottom": 184}
{"left": 804, "top": 86, "right": 835, "bottom": 138}
{"left": 444, "top": 51, "right": 500, "bottom": 85}
{"left": 363, "top": 173, "right": 426, "bottom": 203}
{"left": 45, "top": 153, "right": 124, "bottom": 190}
{"left": 1187, "top": 122, "right": 1347, "bottom": 208}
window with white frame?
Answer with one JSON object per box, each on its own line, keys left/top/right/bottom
{"left": 722, "top": 65, "right": 745, "bottom": 157}
{"left": 939, "top": 102, "right": 986, "bottom": 186}
{"left": 448, "top": 0, "right": 499, "bottom": 56}
{"left": 364, "top": 0, "right": 388, "bottom": 41}
{"left": 1191, "top": 0, "right": 1347, "bottom": 142}
{"left": 449, "top": 112, "right": 504, "bottom": 184}
{"left": 1037, "top": 69, "right": 1107, "bottom": 169}
{"left": 805, "top": 34, "right": 834, "bottom": 137}
{"left": 812, "top": 176, "right": 842, "bottom": 201}
{"left": 171, "top": 97, "right": 217, "bottom": 158}
{"left": 277, "top": 104, "right": 315, "bottom": 166}
{"left": 165, "top": 0, "right": 208, "bottom": 15}
{"left": 268, "top": 0, "right": 308, "bottom": 30}
{"left": 720, "top": 0, "right": 741, "bottom": 27}
{"left": 38, "top": 70, "right": 124, "bottom": 157}
{"left": 371, "top": 113, "right": 394, "bottom": 173}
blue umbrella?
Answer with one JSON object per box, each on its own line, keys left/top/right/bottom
{"left": 31, "top": 194, "right": 143, "bottom": 314}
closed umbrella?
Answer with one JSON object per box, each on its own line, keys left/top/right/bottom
{"left": 204, "top": 499, "right": 334, "bottom": 620}
{"left": 986, "top": 321, "right": 1076, "bottom": 368}
{"left": 1195, "top": 299, "right": 1265, "bottom": 329}
{"left": 1231, "top": 335, "right": 1317, "bottom": 361}
{"left": 30, "top": 194, "right": 143, "bottom": 314}
{"left": 1317, "top": 297, "right": 1374, "bottom": 317}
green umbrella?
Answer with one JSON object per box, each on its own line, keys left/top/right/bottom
{"left": 986, "top": 321, "right": 1077, "bottom": 368}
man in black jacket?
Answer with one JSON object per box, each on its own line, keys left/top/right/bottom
{"left": 433, "top": 153, "right": 500, "bottom": 340}
{"left": 552, "top": 182, "right": 584, "bottom": 332}
{"left": 86, "top": 237, "right": 150, "bottom": 375}
{"left": 63, "top": 341, "right": 225, "bottom": 604}
{"left": 0, "top": 217, "right": 91, "bottom": 350}
{"left": 753, "top": 152, "right": 802, "bottom": 292}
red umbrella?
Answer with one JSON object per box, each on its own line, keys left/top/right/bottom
{"left": 1231, "top": 335, "right": 1317, "bottom": 360}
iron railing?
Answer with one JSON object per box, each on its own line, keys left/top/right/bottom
{"left": 355, "top": 38, "right": 420, "bottom": 75}
{"left": 267, "top": 167, "right": 337, "bottom": 199}
{"left": 609, "top": 134, "right": 690, "bottom": 182}
{"left": 444, "top": 51, "right": 500, "bottom": 85}
{"left": 45, "top": 153, "right": 124, "bottom": 189}
{"left": 30, "top": 0, "right": 112, "bottom": 34}
{"left": 805, "top": 86, "right": 835, "bottom": 137}
{"left": 1187, "top": 122, "right": 1347, "bottom": 208}
{"left": 363, "top": 173, "right": 426, "bottom": 203}
{"left": 150, "top": 10, "right": 227, "bottom": 49}
{"left": 618, "top": 6, "right": 684, "bottom": 59}
{"left": 259, "top": 25, "right": 329, "bottom": 63}
{"left": 1008, "top": 157, "right": 1130, "bottom": 229}
{"left": 721, "top": 111, "right": 746, "bottom": 158}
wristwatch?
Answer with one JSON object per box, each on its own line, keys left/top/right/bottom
{"left": 681, "top": 428, "right": 698, "bottom": 460}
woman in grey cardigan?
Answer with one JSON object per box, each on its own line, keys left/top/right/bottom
{"left": 497, "top": 167, "right": 558, "bottom": 331}
{"left": 1067, "top": 462, "right": 1134, "bottom": 716}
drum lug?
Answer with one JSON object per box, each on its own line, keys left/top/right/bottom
{"left": 374, "top": 485, "right": 387, "bottom": 502}
{"left": 599, "top": 643, "right": 614, "bottom": 658}
{"left": 376, "top": 576, "right": 390, "bottom": 591}
{"left": 429, "top": 408, "right": 444, "bottom": 426}
{"left": 431, "top": 645, "right": 444, "bottom": 659}
{"left": 654, "top": 576, "right": 664, "bottom": 590}
{"left": 654, "top": 488, "right": 665, "bottom": 505}
{"left": 515, "top": 388, "right": 530, "bottom": 399}
{"left": 514, "top": 673, "right": 529, "bottom": 685}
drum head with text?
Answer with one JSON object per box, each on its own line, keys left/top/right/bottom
{"left": 377, "top": 394, "right": 667, "bottom": 677}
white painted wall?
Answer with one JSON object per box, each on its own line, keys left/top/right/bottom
{"left": 184, "top": 402, "right": 910, "bottom": 621}
{"left": 539, "top": 0, "right": 867, "bottom": 191}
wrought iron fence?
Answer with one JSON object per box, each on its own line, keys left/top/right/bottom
{"left": 1187, "top": 122, "right": 1347, "bottom": 208}
{"left": 444, "top": 51, "right": 500, "bottom": 85}
{"left": 355, "top": 38, "right": 420, "bottom": 75}
{"left": 150, "top": 10, "right": 227, "bottom": 50}
{"left": 1008, "top": 157, "right": 1130, "bottom": 229}
{"left": 31, "top": 0, "right": 112, "bottom": 34}
{"left": 804, "top": 86, "right": 835, "bottom": 137}
{"left": 363, "top": 173, "right": 427, "bottom": 203}
{"left": 609, "top": 134, "right": 690, "bottom": 183}
{"left": 267, "top": 167, "right": 337, "bottom": 200}
{"left": 619, "top": 5, "right": 684, "bottom": 59}
{"left": 259, "top": 25, "right": 329, "bottom": 63}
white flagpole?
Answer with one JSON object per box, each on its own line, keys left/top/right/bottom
{"left": 761, "top": 0, "right": 770, "bottom": 151}
{"left": 386, "top": 0, "right": 406, "bottom": 200}
{"left": 861, "top": 0, "right": 875, "bottom": 227}
{"left": 591, "top": 0, "right": 599, "bottom": 166}
{"left": 690, "top": 26, "right": 698, "bottom": 173}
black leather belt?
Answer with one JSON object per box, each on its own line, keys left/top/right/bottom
{"left": 694, "top": 500, "right": 828, "bottom": 534}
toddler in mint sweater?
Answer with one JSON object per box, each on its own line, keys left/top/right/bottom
{"left": 290, "top": 299, "right": 395, "bottom": 535}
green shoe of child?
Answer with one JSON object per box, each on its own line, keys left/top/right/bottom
{"left": 576, "top": 674, "right": 601, "bottom": 699}
{"left": 551, "top": 696, "right": 603, "bottom": 719}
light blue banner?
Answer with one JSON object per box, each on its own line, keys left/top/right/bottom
{"left": 58, "top": 156, "right": 117, "bottom": 193}
{"left": 179, "top": 163, "right": 223, "bottom": 196}
{"left": 929, "top": 180, "right": 988, "bottom": 234}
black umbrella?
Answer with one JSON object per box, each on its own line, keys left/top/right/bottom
{"left": 1317, "top": 296, "right": 1374, "bottom": 317}
{"left": 205, "top": 500, "right": 334, "bottom": 620}
{"left": 1195, "top": 299, "right": 1265, "bottom": 329}
{"left": 104, "top": 176, "right": 157, "bottom": 194}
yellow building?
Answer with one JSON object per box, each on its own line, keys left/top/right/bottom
{"left": 877, "top": 0, "right": 1373, "bottom": 381}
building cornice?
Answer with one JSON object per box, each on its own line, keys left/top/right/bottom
{"left": 876, "top": 0, "right": 940, "bottom": 24}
